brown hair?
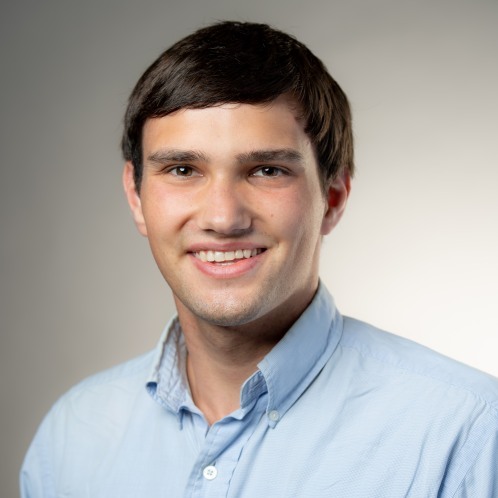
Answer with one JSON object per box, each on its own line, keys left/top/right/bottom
{"left": 121, "top": 21, "right": 354, "bottom": 191}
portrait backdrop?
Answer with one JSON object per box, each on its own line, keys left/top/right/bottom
{"left": 1, "top": 0, "right": 497, "bottom": 496}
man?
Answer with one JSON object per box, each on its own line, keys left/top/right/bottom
{"left": 21, "top": 21, "right": 498, "bottom": 497}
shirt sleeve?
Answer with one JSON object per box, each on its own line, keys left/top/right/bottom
{"left": 451, "top": 423, "right": 498, "bottom": 498}
{"left": 20, "top": 412, "right": 56, "bottom": 498}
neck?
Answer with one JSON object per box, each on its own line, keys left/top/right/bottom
{"left": 174, "top": 286, "right": 318, "bottom": 425}
{"left": 181, "top": 314, "right": 283, "bottom": 425}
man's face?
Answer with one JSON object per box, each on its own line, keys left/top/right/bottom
{"left": 124, "top": 96, "right": 349, "bottom": 330}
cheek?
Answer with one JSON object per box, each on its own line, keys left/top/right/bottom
{"left": 141, "top": 187, "right": 194, "bottom": 237}
{"left": 267, "top": 193, "right": 324, "bottom": 249}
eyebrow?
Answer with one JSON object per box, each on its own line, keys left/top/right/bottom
{"left": 236, "top": 149, "right": 304, "bottom": 164}
{"left": 147, "top": 149, "right": 209, "bottom": 164}
{"left": 146, "top": 148, "right": 304, "bottom": 165}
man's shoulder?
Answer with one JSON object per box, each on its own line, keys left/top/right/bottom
{"left": 21, "top": 350, "right": 166, "bottom": 494}
{"left": 339, "top": 316, "right": 498, "bottom": 410}
{"left": 47, "top": 349, "right": 156, "bottom": 424}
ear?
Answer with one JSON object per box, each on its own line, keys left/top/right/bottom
{"left": 321, "top": 171, "right": 351, "bottom": 235}
{"left": 123, "top": 162, "right": 148, "bottom": 237}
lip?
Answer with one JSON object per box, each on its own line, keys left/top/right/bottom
{"left": 186, "top": 242, "right": 265, "bottom": 252}
{"left": 188, "top": 248, "right": 266, "bottom": 279}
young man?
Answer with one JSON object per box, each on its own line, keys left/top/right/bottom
{"left": 21, "top": 21, "right": 498, "bottom": 497}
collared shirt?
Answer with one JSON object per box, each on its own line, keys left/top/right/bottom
{"left": 20, "top": 285, "right": 498, "bottom": 497}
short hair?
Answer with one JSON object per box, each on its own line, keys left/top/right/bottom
{"left": 121, "top": 21, "right": 354, "bottom": 192}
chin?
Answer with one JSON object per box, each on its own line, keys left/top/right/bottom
{"left": 182, "top": 296, "right": 267, "bottom": 328}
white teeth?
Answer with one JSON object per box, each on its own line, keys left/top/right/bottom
{"left": 195, "top": 249, "right": 262, "bottom": 262}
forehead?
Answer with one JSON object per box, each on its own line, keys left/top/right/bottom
{"left": 141, "top": 95, "right": 314, "bottom": 159}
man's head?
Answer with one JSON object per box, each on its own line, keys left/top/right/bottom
{"left": 122, "top": 21, "right": 352, "bottom": 333}
{"left": 121, "top": 21, "right": 354, "bottom": 193}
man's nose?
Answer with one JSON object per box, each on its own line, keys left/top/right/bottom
{"left": 196, "top": 178, "right": 252, "bottom": 234}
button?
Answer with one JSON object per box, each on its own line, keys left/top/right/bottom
{"left": 203, "top": 465, "right": 218, "bottom": 480}
{"left": 268, "top": 410, "right": 280, "bottom": 422}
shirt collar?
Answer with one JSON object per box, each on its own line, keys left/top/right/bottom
{"left": 256, "top": 283, "right": 343, "bottom": 427}
{"left": 146, "top": 318, "right": 190, "bottom": 416}
{"left": 146, "top": 283, "right": 343, "bottom": 427}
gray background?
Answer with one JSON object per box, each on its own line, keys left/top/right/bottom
{"left": 2, "top": 0, "right": 497, "bottom": 496}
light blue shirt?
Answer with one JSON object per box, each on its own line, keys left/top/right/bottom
{"left": 21, "top": 285, "right": 498, "bottom": 497}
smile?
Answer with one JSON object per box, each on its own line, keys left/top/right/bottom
{"left": 194, "top": 249, "right": 264, "bottom": 263}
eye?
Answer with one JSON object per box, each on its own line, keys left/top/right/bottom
{"left": 167, "top": 165, "right": 198, "bottom": 177}
{"left": 251, "top": 166, "right": 287, "bottom": 177}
